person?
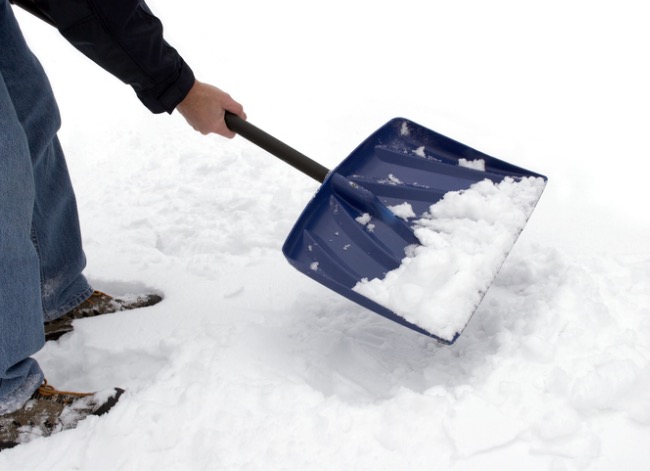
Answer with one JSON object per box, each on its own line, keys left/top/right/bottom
{"left": 0, "top": 0, "right": 245, "bottom": 449}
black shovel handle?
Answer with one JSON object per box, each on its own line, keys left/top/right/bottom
{"left": 224, "top": 111, "right": 329, "bottom": 183}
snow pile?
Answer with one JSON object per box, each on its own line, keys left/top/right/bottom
{"left": 354, "top": 176, "right": 546, "bottom": 341}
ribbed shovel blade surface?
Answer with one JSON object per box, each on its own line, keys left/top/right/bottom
{"left": 283, "top": 118, "right": 546, "bottom": 344}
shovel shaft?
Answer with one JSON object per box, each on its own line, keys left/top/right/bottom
{"left": 225, "top": 112, "right": 329, "bottom": 183}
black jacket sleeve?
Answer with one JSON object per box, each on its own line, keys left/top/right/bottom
{"left": 29, "top": 0, "right": 195, "bottom": 114}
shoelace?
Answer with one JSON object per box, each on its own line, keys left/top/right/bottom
{"left": 35, "top": 380, "right": 93, "bottom": 399}
{"left": 85, "top": 290, "right": 113, "bottom": 305}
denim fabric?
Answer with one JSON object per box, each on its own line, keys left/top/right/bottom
{"left": 1, "top": 0, "right": 92, "bottom": 414}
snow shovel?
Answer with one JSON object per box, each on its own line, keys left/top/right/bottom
{"left": 225, "top": 112, "right": 547, "bottom": 344}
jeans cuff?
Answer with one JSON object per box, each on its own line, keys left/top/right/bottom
{"left": 42, "top": 283, "right": 94, "bottom": 322}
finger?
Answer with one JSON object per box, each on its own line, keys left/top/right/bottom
{"left": 223, "top": 97, "right": 246, "bottom": 121}
{"left": 217, "top": 117, "right": 237, "bottom": 139}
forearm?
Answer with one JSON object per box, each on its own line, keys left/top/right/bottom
{"left": 32, "top": 0, "right": 194, "bottom": 113}
{"left": 21, "top": 0, "right": 246, "bottom": 137}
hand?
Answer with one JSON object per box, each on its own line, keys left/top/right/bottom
{"left": 176, "top": 80, "right": 246, "bottom": 138}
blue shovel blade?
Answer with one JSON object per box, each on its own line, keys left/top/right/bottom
{"left": 282, "top": 118, "right": 547, "bottom": 344}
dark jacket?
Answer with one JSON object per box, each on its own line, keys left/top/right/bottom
{"left": 11, "top": 0, "right": 195, "bottom": 114}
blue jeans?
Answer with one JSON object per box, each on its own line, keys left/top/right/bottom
{"left": 0, "top": 0, "right": 92, "bottom": 414}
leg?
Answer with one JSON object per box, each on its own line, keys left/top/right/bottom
{"left": 31, "top": 136, "right": 94, "bottom": 321}
{"left": 0, "top": 0, "right": 89, "bottom": 412}
{"left": 0, "top": 0, "right": 92, "bottom": 323}
{"left": 0, "top": 53, "right": 44, "bottom": 415}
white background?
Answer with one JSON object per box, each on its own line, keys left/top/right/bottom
{"left": 2, "top": 1, "right": 649, "bottom": 469}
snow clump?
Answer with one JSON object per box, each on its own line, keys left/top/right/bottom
{"left": 353, "top": 176, "right": 546, "bottom": 341}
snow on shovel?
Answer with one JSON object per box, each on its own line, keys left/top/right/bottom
{"left": 225, "top": 113, "right": 547, "bottom": 344}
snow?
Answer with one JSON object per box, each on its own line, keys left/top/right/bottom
{"left": 382, "top": 174, "right": 403, "bottom": 185}
{"left": 356, "top": 212, "right": 376, "bottom": 232}
{"left": 354, "top": 177, "right": 546, "bottom": 342}
{"left": 414, "top": 146, "right": 427, "bottom": 157}
{"left": 2, "top": 1, "right": 650, "bottom": 470}
{"left": 387, "top": 202, "right": 416, "bottom": 221}
{"left": 458, "top": 158, "right": 486, "bottom": 171}
{"left": 355, "top": 213, "right": 372, "bottom": 226}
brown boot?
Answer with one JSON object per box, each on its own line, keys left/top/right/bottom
{"left": 0, "top": 380, "right": 124, "bottom": 451}
{"left": 44, "top": 290, "right": 163, "bottom": 341}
